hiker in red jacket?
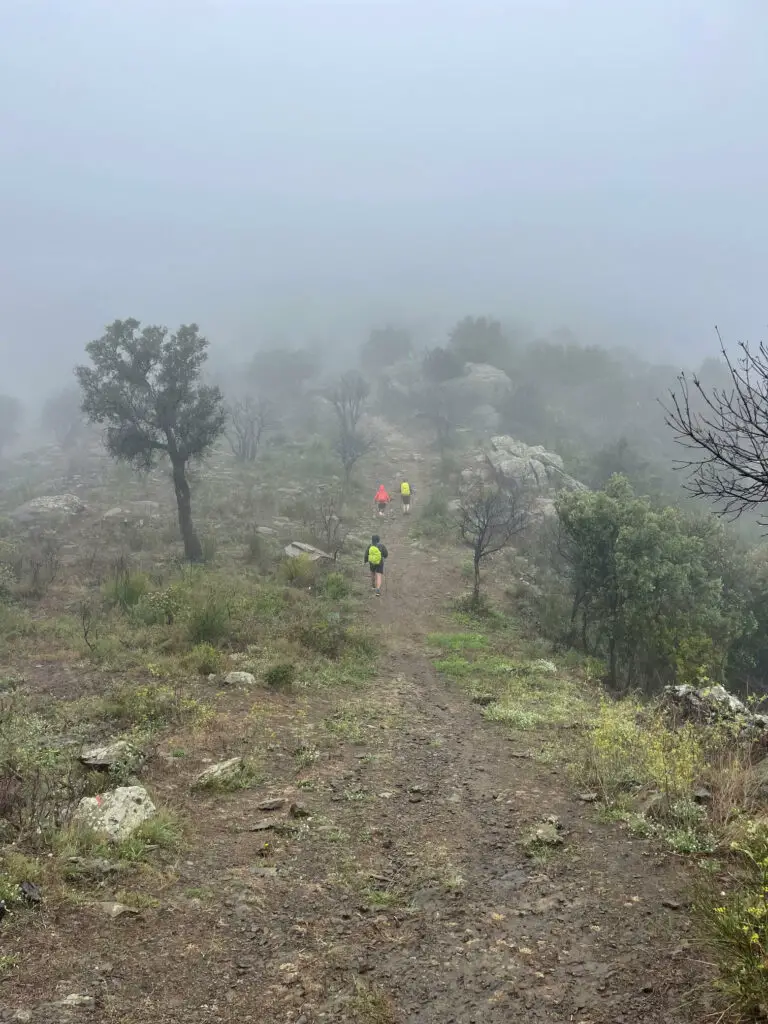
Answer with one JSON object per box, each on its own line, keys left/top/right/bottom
{"left": 374, "top": 484, "right": 391, "bottom": 517}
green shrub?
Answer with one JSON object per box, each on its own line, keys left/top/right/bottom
{"left": 200, "top": 534, "right": 217, "bottom": 564}
{"left": 299, "top": 616, "right": 346, "bottom": 659}
{"left": 104, "top": 683, "right": 212, "bottom": 731}
{"left": 132, "top": 585, "right": 185, "bottom": 626}
{"left": 0, "top": 564, "right": 16, "bottom": 602}
{"left": 264, "top": 662, "right": 296, "bottom": 689}
{"left": 698, "top": 820, "right": 768, "bottom": 1016}
{"left": 279, "top": 554, "right": 318, "bottom": 588}
{"left": 104, "top": 563, "right": 149, "bottom": 609}
{"left": 323, "top": 572, "right": 349, "bottom": 600}
{"left": 187, "top": 592, "right": 231, "bottom": 645}
{"left": 189, "top": 642, "right": 222, "bottom": 676}
{"left": 581, "top": 698, "right": 705, "bottom": 803}
{"left": 244, "top": 531, "right": 272, "bottom": 569}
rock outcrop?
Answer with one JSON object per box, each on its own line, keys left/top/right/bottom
{"left": 663, "top": 683, "right": 768, "bottom": 734}
{"left": 10, "top": 494, "right": 86, "bottom": 524}
{"left": 73, "top": 786, "right": 156, "bottom": 841}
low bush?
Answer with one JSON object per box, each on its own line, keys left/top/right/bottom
{"left": 186, "top": 591, "right": 232, "bottom": 645}
{"left": 279, "top": 554, "right": 318, "bottom": 588}
{"left": 299, "top": 615, "right": 347, "bottom": 659}
{"left": 188, "top": 642, "right": 222, "bottom": 676}
{"left": 264, "top": 662, "right": 296, "bottom": 689}
{"left": 580, "top": 697, "right": 705, "bottom": 803}
{"left": 104, "top": 683, "right": 213, "bottom": 732}
{"left": 698, "top": 820, "right": 768, "bottom": 1016}
{"left": 323, "top": 572, "right": 349, "bottom": 600}
{"left": 103, "top": 563, "right": 150, "bottom": 610}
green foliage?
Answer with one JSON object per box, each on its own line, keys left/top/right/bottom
{"left": 427, "top": 632, "right": 489, "bottom": 651}
{"left": 264, "top": 662, "right": 296, "bottom": 689}
{"left": 0, "top": 563, "right": 15, "bottom": 602}
{"left": 103, "top": 562, "right": 149, "bottom": 609}
{"left": 104, "top": 683, "right": 212, "bottom": 731}
{"left": 581, "top": 697, "right": 705, "bottom": 801}
{"left": 76, "top": 319, "right": 226, "bottom": 473}
{"left": 186, "top": 590, "right": 232, "bottom": 645}
{"left": 422, "top": 346, "right": 465, "bottom": 384}
{"left": 132, "top": 585, "right": 183, "bottom": 626}
{"left": 323, "top": 572, "right": 348, "bottom": 600}
{"left": 279, "top": 554, "right": 318, "bottom": 588}
{"left": 412, "top": 490, "right": 453, "bottom": 541}
{"left": 188, "top": 642, "right": 222, "bottom": 676}
{"left": 698, "top": 821, "right": 768, "bottom": 1016}
{"left": 299, "top": 615, "right": 347, "bottom": 659}
{"left": 555, "top": 475, "right": 742, "bottom": 691}
{"left": 75, "top": 318, "right": 226, "bottom": 561}
{"left": 0, "top": 695, "right": 92, "bottom": 837}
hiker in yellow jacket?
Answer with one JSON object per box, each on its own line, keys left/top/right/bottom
{"left": 400, "top": 479, "right": 412, "bottom": 514}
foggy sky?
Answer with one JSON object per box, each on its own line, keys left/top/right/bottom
{"left": 1, "top": 0, "right": 767, "bottom": 399}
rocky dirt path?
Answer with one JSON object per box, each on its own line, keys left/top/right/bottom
{"left": 1, "top": 477, "right": 708, "bottom": 1024}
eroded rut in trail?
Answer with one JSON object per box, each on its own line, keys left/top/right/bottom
{"left": 2, "top": 481, "right": 707, "bottom": 1024}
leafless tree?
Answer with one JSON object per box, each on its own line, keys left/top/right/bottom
{"left": 226, "top": 396, "right": 272, "bottom": 462}
{"left": 458, "top": 481, "right": 532, "bottom": 606}
{"left": 664, "top": 330, "right": 768, "bottom": 523}
{"left": 303, "top": 487, "right": 349, "bottom": 560}
{"left": 329, "top": 372, "right": 373, "bottom": 489}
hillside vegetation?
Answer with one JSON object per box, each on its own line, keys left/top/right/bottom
{"left": 1, "top": 317, "right": 768, "bottom": 1021}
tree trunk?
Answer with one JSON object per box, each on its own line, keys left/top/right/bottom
{"left": 171, "top": 458, "right": 203, "bottom": 562}
{"left": 473, "top": 555, "right": 481, "bottom": 605}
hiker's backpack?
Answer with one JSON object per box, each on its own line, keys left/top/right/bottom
{"left": 400, "top": 481, "right": 410, "bottom": 496}
{"left": 368, "top": 545, "right": 382, "bottom": 566}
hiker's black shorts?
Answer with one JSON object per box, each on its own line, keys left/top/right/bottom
{"left": 369, "top": 562, "right": 384, "bottom": 574}
{"left": 401, "top": 494, "right": 410, "bottom": 505}
{"left": 377, "top": 502, "right": 387, "bottom": 512}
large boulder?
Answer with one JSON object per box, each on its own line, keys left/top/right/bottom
{"left": 663, "top": 684, "right": 768, "bottom": 734}
{"left": 193, "top": 757, "right": 245, "bottom": 789}
{"left": 10, "top": 494, "right": 86, "bottom": 524}
{"left": 79, "top": 740, "right": 139, "bottom": 771}
{"left": 283, "top": 541, "right": 332, "bottom": 561}
{"left": 73, "top": 785, "right": 156, "bottom": 841}
{"left": 442, "top": 363, "right": 513, "bottom": 410}
{"left": 485, "top": 436, "right": 585, "bottom": 493}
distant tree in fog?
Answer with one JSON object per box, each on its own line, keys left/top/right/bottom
{"left": 226, "top": 395, "right": 272, "bottom": 462}
{"left": 328, "top": 371, "right": 372, "bottom": 490}
{"left": 0, "top": 394, "right": 22, "bottom": 456}
{"left": 665, "top": 335, "right": 768, "bottom": 525}
{"left": 422, "top": 346, "right": 465, "bottom": 384}
{"left": 41, "top": 386, "right": 86, "bottom": 449}
{"left": 448, "top": 316, "right": 510, "bottom": 369}
{"left": 76, "top": 319, "right": 226, "bottom": 562}
{"left": 360, "top": 326, "right": 412, "bottom": 372}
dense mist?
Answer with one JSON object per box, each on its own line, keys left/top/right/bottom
{"left": 2, "top": 0, "right": 767, "bottom": 400}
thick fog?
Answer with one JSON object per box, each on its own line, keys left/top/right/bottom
{"left": 1, "top": 0, "right": 767, "bottom": 399}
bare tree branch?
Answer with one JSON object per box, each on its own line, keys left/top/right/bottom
{"left": 457, "top": 481, "right": 532, "bottom": 605}
{"left": 663, "top": 329, "right": 768, "bottom": 522}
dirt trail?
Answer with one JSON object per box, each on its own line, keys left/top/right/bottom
{"left": 1, "top": 475, "right": 707, "bottom": 1023}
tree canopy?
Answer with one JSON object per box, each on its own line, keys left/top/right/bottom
{"left": 76, "top": 319, "right": 225, "bottom": 560}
